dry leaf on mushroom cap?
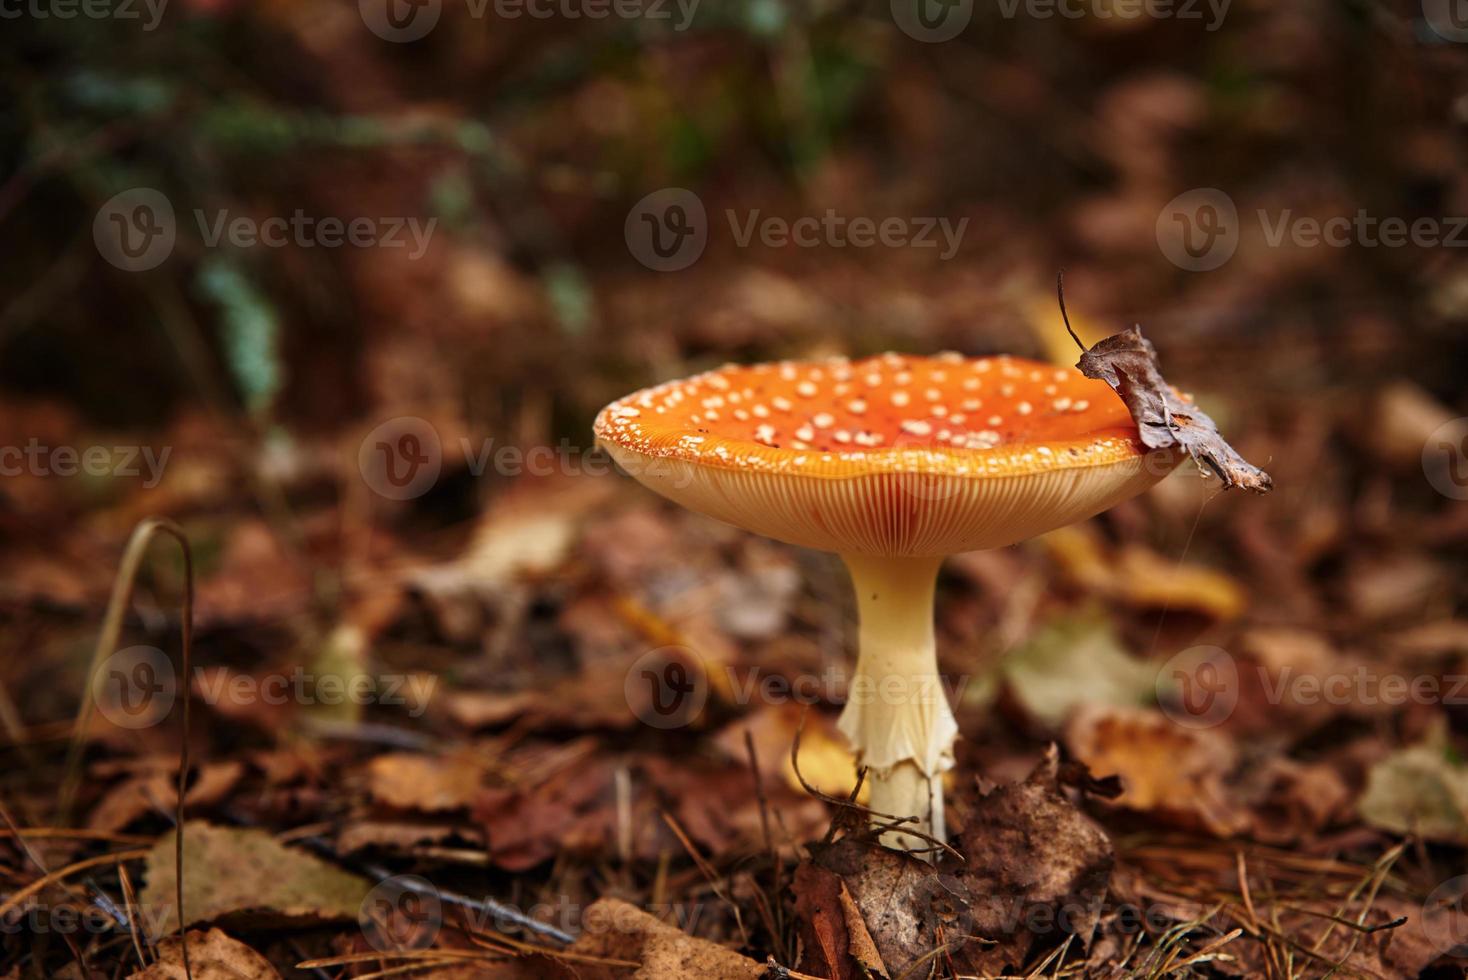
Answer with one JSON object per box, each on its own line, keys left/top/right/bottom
{"left": 1064, "top": 309, "right": 1272, "bottom": 494}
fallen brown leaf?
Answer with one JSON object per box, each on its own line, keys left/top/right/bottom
{"left": 569, "top": 898, "right": 764, "bottom": 979}
{"left": 140, "top": 822, "right": 371, "bottom": 936}
{"left": 1064, "top": 705, "right": 1249, "bottom": 836}
{"left": 126, "top": 928, "right": 280, "bottom": 980}
{"left": 1074, "top": 324, "right": 1272, "bottom": 492}
{"left": 957, "top": 746, "right": 1114, "bottom": 961}
{"left": 367, "top": 751, "right": 487, "bottom": 812}
{"left": 812, "top": 835, "right": 973, "bottom": 980}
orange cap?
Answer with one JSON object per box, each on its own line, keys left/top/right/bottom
{"left": 595, "top": 352, "right": 1180, "bottom": 556}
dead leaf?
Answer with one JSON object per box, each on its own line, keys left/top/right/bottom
{"left": 336, "top": 821, "right": 483, "bottom": 854}
{"left": 712, "top": 704, "right": 863, "bottom": 802}
{"left": 1358, "top": 729, "right": 1468, "bottom": 843}
{"left": 1075, "top": 325, "right": 1272, "bottom": 492}
{"left": 126, "top": 928, "right": 280, "bottom": 979}
{"left": 367, "top": 751, "right": 487, "bottom": 812}
{"left": 812, "top": 836, "right": 973, "bottom": 980}
{"left": 1001, "top": 614, "right": 1156, "bottom": 727}
{"left": 473, "top": 764, "right": 614, "bottom": 870}
{"left": 1043, "top": 526, "right": 1247, "bottom": 620}
{"left": 569, "top": 898, "right": 764, "bottom": 980}
{"left": 140, "top": 822, "right": 370, "bottom": 936}
{"left": 1246, "top": 756, "right": 1351, "bottom": 843}
{"left": 89, "top": 761, "right": 245, "bottom": 833}
{"left": 1064, "top": 705, "right": 1248, "bottom": 836}
{"left": 791, "top": 863, "right": 862, "bottom": 980}
{"left": 957, "top": 747, "right": 1115, "bottom": 957}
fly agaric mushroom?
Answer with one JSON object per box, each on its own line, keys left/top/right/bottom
{"left": 594, "top": 352, "right": 1182, "bottom": 851}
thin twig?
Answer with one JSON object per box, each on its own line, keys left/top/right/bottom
{"left": 789, "top": 708, "right": 962, "bottom": 863}
{"left": 1055, "top": 270, "right": 1085, "bottom": 353}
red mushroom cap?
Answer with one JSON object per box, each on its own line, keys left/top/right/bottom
{"left": 595, "top": 352, "right": 1180, "bottom": 556}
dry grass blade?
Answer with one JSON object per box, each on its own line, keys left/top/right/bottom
{"left": 58, "top": 517, "right": 196, "bottom": 979}
{"left": 117, "top": 860, "right": 150, "bottom": 970}
{"left": 0, "top": 848, "right": 150, "bottom": 920}
{"left": 659, "top": 809, "right": 749, "bottom": 946}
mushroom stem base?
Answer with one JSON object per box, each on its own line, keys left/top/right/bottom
{"left": 866, "top": 759, "right": 945, "bottom": 853}
{"left": 837, "top": 553, "right": 957, "bottom": 856}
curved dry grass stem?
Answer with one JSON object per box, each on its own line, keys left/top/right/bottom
{"left": 59, "top": 518, "right": 195, "bottom": 980}
{"left": 788, "top": 707, "right": 963, "bottom": 864}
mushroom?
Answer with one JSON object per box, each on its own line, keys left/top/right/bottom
{"left": 594, "top": 352, "right": 1182, "bottom": 851}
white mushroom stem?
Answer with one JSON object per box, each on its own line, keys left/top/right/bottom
{"left": 836, "top": 553, "right": 958, "bottom": 855}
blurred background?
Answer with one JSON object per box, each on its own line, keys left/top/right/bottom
{"left": 3, "top": 0, "right": 1468, "bottom": 976}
